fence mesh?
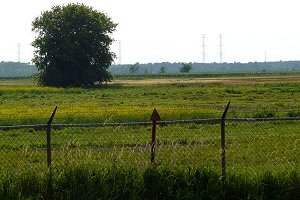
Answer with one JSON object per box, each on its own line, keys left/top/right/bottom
{"left": 51, "top": 126, "right": 151, "bottom": 169}
{"left": 156, "top": 123, "right": 220, "bottom": 170}
{"left": 0, "top": 114, "right": 299, "bottom": 176}
{"left": 226, "top": 119, "right": 300, "bottom": 175}
{"left": 0, "top": 128, "right": 46, "bottom": 173}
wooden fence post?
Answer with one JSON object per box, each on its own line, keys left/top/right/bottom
{"left": 46, "top": 106, "right": 57, "bottom": 168}
{"left": 150, "top": 109, "right": 160, "bottom": 163}
{"left": 221, "top": 101, "right": 230, "bottom": 179}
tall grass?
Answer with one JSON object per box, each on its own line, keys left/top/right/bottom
{"left": 0, "top": 165, "right": 299, "bottom": 199}
{"left": 0, "top": 77, "right": 299, "bottom": 198}
{"left": 1, "top": 121, "right": 298, "bottom": 175}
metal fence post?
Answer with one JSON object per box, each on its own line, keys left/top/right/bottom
{"left": 221, "top": 101, "right": 230, "bottom": 179}
{"left": 150, "top": 109, "right": 161, "bottom": 163}
{"left": 46, "top": 106, "right": 58, "bottom": 168}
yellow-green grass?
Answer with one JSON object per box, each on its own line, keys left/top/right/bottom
{"left": 0, "top": 76, "right": 299, "bottom": 125}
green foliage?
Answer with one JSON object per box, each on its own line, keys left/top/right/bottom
{"left": 224, "top": 89, "right": 242, "bottom": 94}
{"left": 0, "top": 62, "right": 36, "bottom": 77}
{"left": 129, "top": 62, "right": 139, "bottom": 74}
{"left": 253, "top": 110, "right": 275, "bottom": 118}
{"left": 287, "top": 110, "right": 300, "bottom": 117}
{"left": 110, "top": 61, "right": 300, "bottom": 74}
{"left": 0, "top": 167, "right": 299, "bottom": 199}
{"left": 32, "top": 3, "right": 117, "bottom": 87}
{"left": 180, "top": 62, "right": 192, "bottom": 73}
{"left": 159, "top": 66, "right": 166, "bottom": 73}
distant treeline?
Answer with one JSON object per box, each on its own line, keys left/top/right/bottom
{"left": 1, "top": 61, "right": 300, "bottom": 77}
{"left": 0, "top": 62, "right": 36, "bottom": 77}
{"left": 109, "top": 61, "right": 300, "bottom": 74}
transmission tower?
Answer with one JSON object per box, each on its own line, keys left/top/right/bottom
{"left": 264, "top": 50, "right": 267, "bottom": 62}
{"left": 17, "top": 43, "right": 21, "bottom": 62}
{"left": 202, "top": 34, "right": 206, "bottom": 63}
{"left": 118, "top": 40, "right": 122, "bottom": 64}
{"left": 219, "top": 34, "right": 223, "bottom": 63}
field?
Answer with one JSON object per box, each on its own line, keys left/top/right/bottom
{"left": 0, "top": 74, "right": 299, "bottom": 125}
{"left": 0, "top": 74, "right": 299, "bottom": 199}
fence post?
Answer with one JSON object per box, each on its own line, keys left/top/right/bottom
{"left": 46, "top": 106, "right": 58, "bottom": 168}
{"left": 221, "top": 101, "right": 230, "bottom": 179}
{"left": 150, "top": 109, "right": 161, "bottom": 163}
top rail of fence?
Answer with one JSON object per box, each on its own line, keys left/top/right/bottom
{"left": 0, "top": 117, "right": 299, "bottom": 131}
{"left": 226, "top": 117, "right": 300, "bottom": 122}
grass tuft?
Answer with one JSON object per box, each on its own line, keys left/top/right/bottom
{"left": 1, "top": 166, "right": 299, "bottom": 199}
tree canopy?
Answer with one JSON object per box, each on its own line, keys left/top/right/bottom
{"left": 32, "top": 3, "right": 117, "bottom": 87}
{"left": 180, "top": 63, "right": 192, "bottom": 73}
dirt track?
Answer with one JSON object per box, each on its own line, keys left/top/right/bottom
{"left": 112, "top": 76, "right": 300, "bottom": 86}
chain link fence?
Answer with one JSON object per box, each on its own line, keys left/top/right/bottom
{"left": 226, "top": 118, "right": 300, "bottom": 175}
{"left": 0, "top": 105, "right": 299, "bottom": 176}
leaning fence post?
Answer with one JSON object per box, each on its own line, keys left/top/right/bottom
{"left": 221, "top": 101, "right": 230, "bottom": 179}
{"left": 150, "top": 109, "right": 161, "bottom": 163}
{"left": 46, "top": 106, "right": 58, "bottom": 168}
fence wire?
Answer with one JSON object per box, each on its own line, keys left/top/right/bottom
{"left": 0, "top": 115, "right": 299, "bottom": 176}
{"left": 226, "top": 119, "right": 300, "bottom": 174}
{"left": 0, "top": 128, "right": 46, "bottom": 173}
{"left": 1, "top": 103, "right": 298, "bottom": 126}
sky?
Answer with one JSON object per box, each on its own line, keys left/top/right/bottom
{"left": 1, "top": 0, "right": 300, "bottom": 64}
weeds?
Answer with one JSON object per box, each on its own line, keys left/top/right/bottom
{"left": 0, "top": 166, "right": 299, "bottom": 199}
{"left": 0, "top": 77, "right": 299, "bottom": 198}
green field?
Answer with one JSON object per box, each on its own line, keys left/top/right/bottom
{"left": 0, "top": 75, "right": 299, "bottom": 125}
{"left": 0, "top": 75, "right": 299, "bottom": 199}
{"left": 0, "top": 75, "right": 299, "bottom": 171}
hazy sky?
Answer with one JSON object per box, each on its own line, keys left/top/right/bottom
{"left": 1, "top": 0, "right": 300, "bottom": 64}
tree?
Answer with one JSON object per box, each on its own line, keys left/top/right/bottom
{"left": 180, "top": 63, "right": 192, "bottom": 73}
{"left": 129, "top": 62, "right": 139, "bottom": 74}
{"left": 31, "top": 3, "right": 117, "bottom": 87}
{"left": 143, "top": 67, "right": 149, "bottom": 75}
{"left": 159, "top": 66, "right": 166, "bottom": 73}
